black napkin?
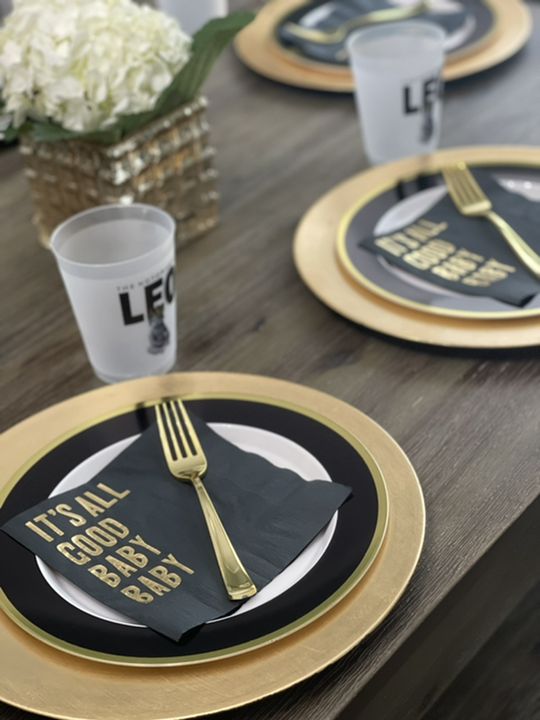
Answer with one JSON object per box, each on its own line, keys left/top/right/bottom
{"left": 1, "top": 414, "right": 351, "bottom": 642}
{"left": 278, "top": 0, "right": 468, "bottom": 65}
{"left": 359, "top": 169, "right": 540, "bottom": 307}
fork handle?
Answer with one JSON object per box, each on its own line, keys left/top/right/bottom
{"left": 486, "top": 211, "right": 540, "bottom": 279}
{"left": 192, "top": 476, "right": 257, "bottom": 601}
{"left": 284, "top": 0, "right": 428, "bottom": 45}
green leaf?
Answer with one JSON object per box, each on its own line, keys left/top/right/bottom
{"left": 108, "top": 107, "right": 161, "bottom": 141}
{"left": 31, "top": 122, "right": 90, "bottom": 143}
{"left": 2, "top": 125, "right": 20, "bottom": 143}
{"left": 156, "top": 11, "right": 254, "bottom": 115}
{"left": 31, "top": 120, "right": 122, "bottom": 145}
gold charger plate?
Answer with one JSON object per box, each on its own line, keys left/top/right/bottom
{"left": 0, "top": 372, "right": 425, "bottom": 720}
{"left": 235, "top": 0, "right": 531, "bottom": 91}
{"left": 293, "top": 146, "right": 540, "bottom": 348}
{"left": 0, "top": 383, "right": 389, "bottom": 667}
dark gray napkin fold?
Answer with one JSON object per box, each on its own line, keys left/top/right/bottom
{"left": 1, "top": 414, "right": 351, "bottom": 641}
{"left": 278, "top": 0, "right": 469, "bottom": 65}
{"left": 359, "top": 169, "right": 540, "bottom": 306}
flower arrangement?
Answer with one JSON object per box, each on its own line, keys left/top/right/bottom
{"left": 0, "top": 0, "right": 254, "bottom": 248}
{"left": 0, "top": 0, "right": 253, "bottom": 144}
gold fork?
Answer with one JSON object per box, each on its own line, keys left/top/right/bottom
{"left": 442, "top": 163, "right": 540, "bottom": 279}
{"left": 155, "top": 399, "right": 257, "bottom": 601}
{"left": 283, "top": 1, "right": 429, "bottom": 45}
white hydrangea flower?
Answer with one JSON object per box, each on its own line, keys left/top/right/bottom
{"left": 0, "top": 0, "right": 192, "bottom": 133}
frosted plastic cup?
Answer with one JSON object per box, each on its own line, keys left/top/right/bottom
{"left": 51, "top": 204, "right": 177, "bottom": 384}
{"left": 156, "top": 0, "right": 228, "bottom": 35}
{"left": 348, "top": 21, "right": 446, "bottom": 165}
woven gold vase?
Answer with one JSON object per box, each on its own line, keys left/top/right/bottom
{"left": 19, "top": 97, "right": 219, "bottom": 249}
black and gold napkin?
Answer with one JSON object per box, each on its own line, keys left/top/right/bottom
{"left": 1, "top": 414, "right": 351, "bottom": 641}
{"left": 360, "top": 169, "right": 540, "bottom": 307}
{"left": 278, "top": 0, "right": 468, "bottom": 65}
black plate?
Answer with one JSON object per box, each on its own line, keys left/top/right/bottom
{"left": 341, "top": 164, "right": 540, "bottom": 316}
{"left": 277, "top": 0, "right": 495, "bottom": 66}
{"left": 0, "top": 398, "right": 382, "bottom": 661}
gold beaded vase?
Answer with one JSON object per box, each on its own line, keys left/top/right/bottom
{"left": 19, "top": 97, "right": 219, "bottom": 249}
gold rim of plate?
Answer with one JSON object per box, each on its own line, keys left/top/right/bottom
{"left": 235, "top": 0, "right": 531, "bottom": 91}
{"left": 294, "top": 146, "right": 540, "bottom": 348}
{"left": 335, "top": 158, "right": 540, "bottom": 321}
{"left": 0, "top": 393, "right": 389, "bottom": 667}
{"left": 0, "top": 372, "right": 425, "bottom": 720}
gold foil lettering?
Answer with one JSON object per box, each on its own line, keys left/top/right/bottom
{"left": 379, "top": 215, "right": 519, "bottom": 291}
{"left": 89, "top": 564, "right": 121, "bottom": 587}
{"left": 106, "top": 554, "right": 138, "bottom": 578}
{"left": 418, "top": 220, "right": 448, "bottom": 235}
{"left": 72, "top": 534, "right": 103, "bottom": 556}
{"left": 461, "top": 276, "right": 491, "bottom": 287}
{"left": 57, "top": 542, "right": 90, "bottom": 565}
{"left": 129, "top": 534, "right": 161, "bottom": 555}
{"left": 86, "top": 526, "right": 118, "bottom": 547}
{"left": 55, "top": 504, "right": 86, "bottom": 527}
{"left": 429, "top": 239, "right": 455, "bottom": 254}
{"left": 482, "top": 266, "right": 510, "bottom": 280}
{"left": 462, "top": 257, "right": 516, "bottom": 287}
{"left": 485, "top": 259, "right": 516, "bottom": 274}
{"left": 149, "top": 566, "right": 182, "bottom": 588}
{"left": 403, "top": 225, "right": 432, "bottom": 242}
{"left": 139, "top": 576, "right": 170, "bottom": 596}
{"left": 25, "top": 521, "right": 53, "bottom": 542}
{"left": 456, "top": 249, "right": 484, "bottom": 263}
{"left": 403, "top": 250, "right": 435, "bottom": 270}
{"left": 98, "top": 518, "right": 129, "bottom": 538}
{"left": 392, "top": 232, "right": 420, "bottom": 250}
{"left": 375, "top": 236, "right": 407, "bottom": 257}
{"left": 83, "top": 491, "right": 118, "bottom": 510}
{"left": 121, "top": 586, "right": 153, "bottom": 604}
{"left": 74, "top": 496, "right": 106, "bottom": 517}
{"left": 23, "top": 484, "right": 194, "bottom": 614}
{"left": 96, "top": 483, "right": 130, "bottom": 500}
{"left": 116, "top": 545, "right": 148, "bottom": 568}
{"left": 445, "top": 256, "right": 477, "bottom": 274}
{"left": 163, "top": 553, "right": 194, "bottom": 574}
{"left": 34, "top": 512, "right": 64, "bottom": 536}
{"left": 431, "top": 265, "right": 461, "bottom": 281}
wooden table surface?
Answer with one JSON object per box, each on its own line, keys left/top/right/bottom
{"left": 1, "top": 1, "right": 540, "bottom": 719}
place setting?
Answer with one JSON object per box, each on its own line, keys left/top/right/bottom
{"left": 235, "top": 0, "right": 531, "bottom": 92}
{"left": 0, "top": 97, "right": 424, "bottom": 716}
{"left": 295, "top": 146, "right": 540, "bottom": 348}
{"left": 293, "top": 17, "right": 540, "bottom": 349}
{"left": 337, "top": 158, "right": 540, "bottom": 320}
{"left": 0, "top": 0, "right": 537, "bottom": 719}
{"left": 0, "top": 370, "right": 425, "bottom": 718}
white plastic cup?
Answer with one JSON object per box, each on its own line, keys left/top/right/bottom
{"left": 51, "top": 204, "right": 177, "bottom": 384}
{"left": 348, "top": 21, "right": 446, "bottom": 165}
{"left": 155, "top": 0, "right": 228, "bottom": 35}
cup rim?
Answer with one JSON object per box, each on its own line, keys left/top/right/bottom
{"left": 347, "top": 19, "right": 447, "bottom": 59}
{"left": 51, "top": 203, "right": 176, "bottom": 274}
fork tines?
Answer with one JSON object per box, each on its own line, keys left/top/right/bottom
{"left": 155, "top": 400, "right": 200, "bottom": 462}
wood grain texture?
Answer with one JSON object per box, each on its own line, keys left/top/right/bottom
{"left": 424, "top": 582, "right": 540, "bottom": 720}
{"left": 1, "top": 1, "right": 539, "bottom": 718}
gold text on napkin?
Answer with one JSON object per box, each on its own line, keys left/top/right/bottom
{"left": 24, "top": 482, "right": 194, "bottom": 605}
{"left": 375, "top": 219, "right": 517, "bottom": 288}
